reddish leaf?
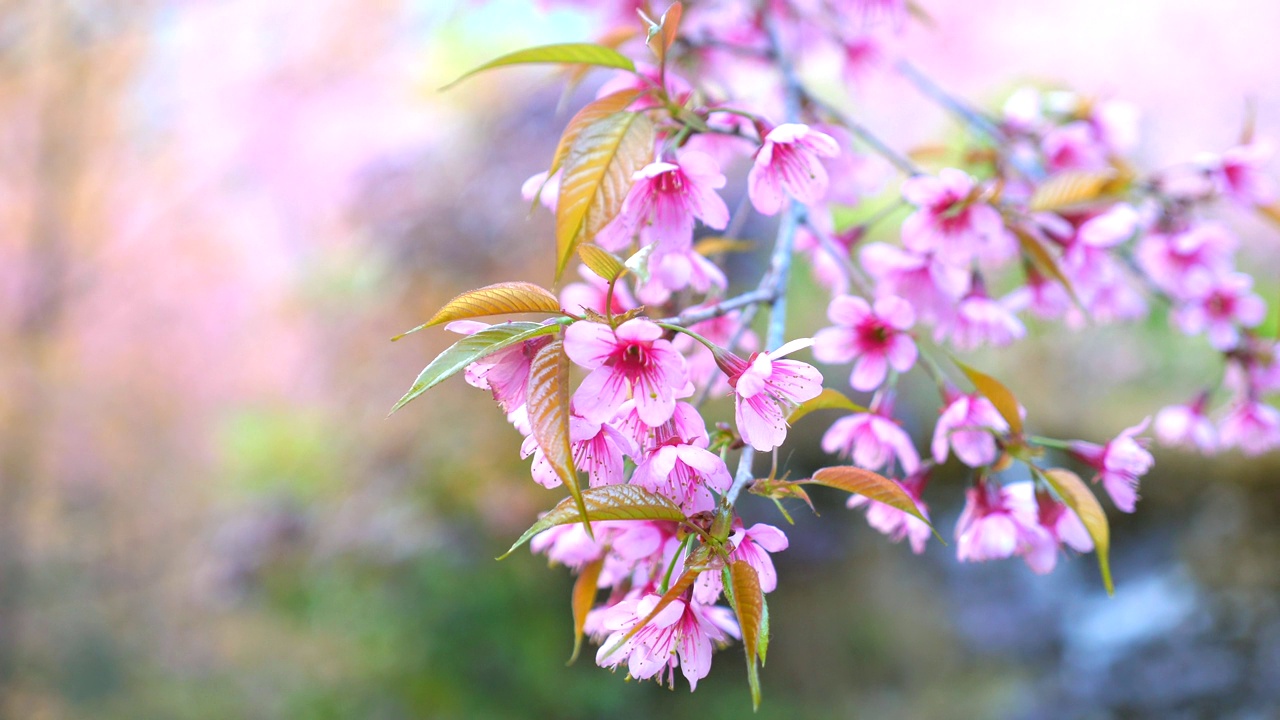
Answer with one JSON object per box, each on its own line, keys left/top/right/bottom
{"left": 569, "top": 558, "right": 604, "bottom": 664}
{"left": 526, "top": 340, "right": 588, "bottom": 533}
{"left": 599, "top": 566, "right": 700, "bottom": 661}
{"left": 801, "top": 466, "right": 936, "bottom": 534}
{"left": 952, "top": 358, "right": 1024, "bottom": 435}
{"left": 550, "top": 89, "right": 643, "bottom": 177}
{"left": 395, "top": 282, "right": 559, "bottom": 338}
{"left": 1041, "top": 467, "right": 1114, "bottom": 595}
{"left": 555, "top": 111, "right": 655, "bottom": 279}
{"left": 499, "top": 485, "right": 685, "bottom": 558}
{"left": 729, "top": 559, "right": 764, "bottom": 710}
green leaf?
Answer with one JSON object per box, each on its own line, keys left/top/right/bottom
{"left": 568, "top": 557, "right": 604, "bottom": 664}
{"left": 787, "top": 388, "right": 869, "bottom": 425}
{"left": 1039, "top": 467, "right": 1114, "bottom": 595}
{"left": 526, "top": 339, "right": 590, "bottom": 535}
{"left": 394, "top": 282, "right": 561, "bottom": 340}
{"left": 555, "top": 111, "right": 655, "bottom": 279}
{"left": 576, "top": 244, "right": 627, "bottom": 283}
{"left": 952, "top": 358, "right": 1024, "bottom": 435}
{"left": 390, "top": 321, "right": 557, "bottom": 414}
{"left": 442, "top": 43, "right": 636, "bottom": 90}
{"left": 729, "top": 559, "right": 765, "bottom": 711}
{"left": 499, "top": 485, "right": 685, "bottom": 559}
{"left": 799, "top": 466, "right": 940, "bottom": 541}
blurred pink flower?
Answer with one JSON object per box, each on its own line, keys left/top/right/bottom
{"left": 846, "top": 471, "right": 932, "bottom": 554}
{"left": 1198, "top": 140, "right": 1276, "bottom": 205}
{"left": 900, "top": 168, "right": 1004, "bottom": 266}
{"left": 955, "top": 481, "right": 1042, "bottom": 563}
{"left": 813, "top": 294, "right": 917, "bottom": 391}
{"left": 931, "top": 393, "right": 1011, "bottom": 467}
{"left": 1154, "top": 397, "right": 1217, "bottom": 454}
{"left": 1172, "top": 271, "right": 1266, "bottom": 350}
{"left": 1218, "top": 399, "right": 1280, "bottom": 456}
{"left": 822, "top": 405, "right": 920, "bottom": 474}
{"left": 1070, "top": 418, "right": 1154, "bottom": 513}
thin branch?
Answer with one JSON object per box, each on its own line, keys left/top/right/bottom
{"left": 801, "top": 91, "right": 922, "bottom": 177}
{"left": 894, "top": 59, "right": 1004, "bottom": 141}
{"left": 658, "top": 287, "right": 774, "bottom": 327}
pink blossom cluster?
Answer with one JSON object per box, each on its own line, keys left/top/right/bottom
{"left": 410, "top": 0, "right": 1280, "bottom": 701}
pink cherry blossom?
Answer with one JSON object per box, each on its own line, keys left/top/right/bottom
{"left": 1042, "top": 121, "right": 1109, "bottom": 172}
{"left": 1218, "top": 399, "right": 1280, "bottom": 456}
{"left": 614, "top": 400, "right": 709, "bottom": 457}
{"left": 520, "top": 413, "right": 636, "bottom": 489}
{"left": 565, "top": 318, "right": 690, "bottom": 427}
{"left": 821, "top": 405, "right": 920, "bottom": 475}
{"left": 1135, "top": 222, "right": 1237, "bottom": 297}
{"left": 719, "top": 338, "right": 824, "bottom": 452}
{"left": 1070, "top": 418, "right": 1154, "bottom": 513}
{"left": 521, "top": 169, "right": 561, "bottom": 212}
{"left": 596, "top": 151, "right": 730, "bottom": 252}
{"left": 1003, "top": 267, "right": 1071, "bottom": 321}
{"left": 447, "top": 320, "right": 553, "bottom": 415}
{"left": 1198, "top": 140, "right": 1276, "bottom": 205}
{"left": 1154, "top": 396, "right": 1217, "bottom": 454}
{"left": 636, "top": 243, "right": 728, "bottom": 305}
{"left": 595, "top": 593, "right": 739, "bottom": 691}
{"left": 931, "top": 393, "right": 1011, "bottom": 467}
{"left": 955, "top": 480, "right": 1043, "bottom": 563}
{"left": 860, "top": 242, "right": 970, "bottom": 323}
{"left": 1017, "top": 483, "right": 1094, "bottom": 575}
{"left": 747, "top": 123, "right": 840, "bottom": 216}
{"left": 934, "top": 289, "right": 1026, "bottom": 351}
{"left": 630, "top": 441, "right": 733, "bottom": 514}
{"left": 1172, "top": 271, "right": 1266, "bottom": 350}
{"left": 813, "top": 295, "right": 917, "bottom": 391}
{"left": 531, "top": 520, "right": 666, "bottom": 573}
{"left": 900, "top": 168, "right": 1005, "bottom": 266}
{"left": 1077, "top": 203, "right": 1141, "bottom": 248}
{"left": 846, "top": 471, "right": 932, "bottom": 554}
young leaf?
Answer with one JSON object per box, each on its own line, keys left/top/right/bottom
{"left": 500, "top": 485, "right": 685, "bottom": 558}
{"left": 693, "top": 237, "right": 754, "bottom": 256}
{"left": 800, "top": 466, "right": 937, "bottom": 536}
{"left": 952, "top": 358, "right": 1024, "bottom": 435}
{"left": 576, "top": 244, "right": 627, "bottom": 283}
{"left": 623, "top": 242, "right": 655, "bottom": 283}
{"left": 648, "top": 1, "right": 683, "bottom": 65}
{"left": 394, "top": 282, "right": 560, "bottom": 338}
{"left": 556, "top": 111, "right": 656, "bottom": 279}
{"left": 550, "top": 89, "right": 643, "bottom": 177}
{"left": 758, "top": 591, "right": 771, "bottom": 665}
{"left": 1040, "top": 467, "right": 1114, "bottom": 595}
{"left": 599, "top": 566, "right": 701, "bottom": 661}
{"left": 391, "top": 322, "right": 557, "bottom": 413}
{"left": 729, "top": 559, "right": 764, "bottom": 710}
{"left": 787, "top": 388, "right": 869, "bottom": 425}
{"left": 568, "top": 557, "right": 604, "bottom": 664}
{"left": 527, "top": 340, "right": 590, "bottom": 534}
{"left": 1258, "top": 201, "right": 1280, "bottom": 230}
{"left": 1011, "top": 225, "right": 1086, "bottom": 314}
{"left": 442, "top": 43, "right": 636, "bottom": 90}
{"left": 1028, "top": 169, "right": 1118, "bottom": 212}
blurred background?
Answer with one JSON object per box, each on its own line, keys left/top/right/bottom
{"left": 2, "top": 1, "right": 1279, "bottom": 718}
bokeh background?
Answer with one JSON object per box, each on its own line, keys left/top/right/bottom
{"left": 3, "top": 1, "right": 1279, "bottom": 718}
